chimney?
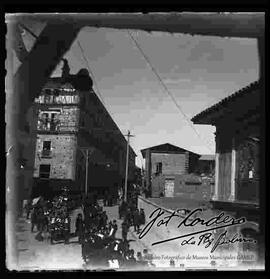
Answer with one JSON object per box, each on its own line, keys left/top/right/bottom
{"left": 61, "top": 58, "right": 70, "bottom": 80}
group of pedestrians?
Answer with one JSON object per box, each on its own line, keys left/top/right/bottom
{"left": 24, "top": 187, "right": 156, "bottom": 269}
{"left": 119, "top": 200, "right": 146, "bottom": 237}
{"left": 27, "top": 193, "right": 73, "bottom": 244}
{"left": 80, "top": 202, "right": 154, "bottom": 269}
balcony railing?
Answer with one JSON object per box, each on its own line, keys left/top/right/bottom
{"left": 41, "top": 149, "right": 52, "bottom": 158}
{"left": 38, "top": 121, "right": 60, "bottom": 132}
{"left": 35, "top": 93, "right": 79, "bottom": 105}
{"left": 38, "top": 121, "right": 78, "bottom": 133}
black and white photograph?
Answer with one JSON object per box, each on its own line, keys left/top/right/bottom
{"left": 5, "top": 12, "right": 265, "bottom": 271}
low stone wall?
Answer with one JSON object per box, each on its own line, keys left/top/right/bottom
{"left": 136, "top": 195, "right": 252, "bottom": 268}
{"left": 137, "top": 196, "right": 202, "bottom": 244}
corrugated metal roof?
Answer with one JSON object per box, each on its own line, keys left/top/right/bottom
{"left": 191, "top": 80, "right": 261, "bottom": 123}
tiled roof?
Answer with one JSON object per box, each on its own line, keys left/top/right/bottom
{"left": 199, "top": 154, "right": 215, "bottom": 161}
{"left": 141, "top": 143, "right": 199, "bottom": 158}
{"left": 191, "top": 80, "right": 261, "bottom": 123}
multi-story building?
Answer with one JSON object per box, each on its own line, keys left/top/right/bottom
{"left": 32, "top": 61, "right": 136, "bottom": 199}
{"left": 141, "top": 143, "right": 200, "bottom": 197}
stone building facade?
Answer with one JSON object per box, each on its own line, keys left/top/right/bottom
{"left": 32, "top": 64, "right": 136, "bottom": 199}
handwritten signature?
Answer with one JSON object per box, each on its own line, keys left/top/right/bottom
{"left": 138, "top": 207, "right": 255, "bottom": 252}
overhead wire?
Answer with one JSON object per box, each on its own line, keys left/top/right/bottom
{"left": 127, "top": 30, "right": 214, "bottom": 153}
{"left": 77, "top": 38, "right": 135, "bottom": 142}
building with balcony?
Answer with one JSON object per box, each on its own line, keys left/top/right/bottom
{"left": 32, "top": 61, "right": 136, "bottom": 199}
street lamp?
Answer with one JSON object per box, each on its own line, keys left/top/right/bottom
{"left": 78, "top": 147, "right": 94, "bottom": 196}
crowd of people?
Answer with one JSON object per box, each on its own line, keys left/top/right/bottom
{"left": 80, "top": 201, "right": 153, "bottom": 269}
{"left": 24, "top": 188, "right": 155, "bottom": 269}
{"left": 26, "top": 189, "right": 81, "bottom": 244}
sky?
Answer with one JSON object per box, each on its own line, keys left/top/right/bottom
{"left": 15, "top": 19, "right": 259, "bottom": 168}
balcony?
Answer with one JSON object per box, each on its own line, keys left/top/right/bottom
{"left": 38, "top": 121, "right": 60, "bottom": 132}
{"left": 35, "top": 92, "right": 79, "bottom": 105}
{"left": 41, "top": 149, "right": 52, "bottom": 158}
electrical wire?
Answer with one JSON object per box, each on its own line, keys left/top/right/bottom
{"left": 18, "top": 23, "right": 38, "bottom": 39}
{"left": 127, "top": 30, "right": 214, "bottom": 153}
{"left": 77, "top": 38, "right": 135, "bottom": 146}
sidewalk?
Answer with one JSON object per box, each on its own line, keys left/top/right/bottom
{"left": 15, "top": 216, "right": 83, "bottom": 270}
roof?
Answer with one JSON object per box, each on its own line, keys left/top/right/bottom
{"left": 141, "top": 143, "right": 199, "bottom": 158}
{"left": 191, "top": 80, "right": 261, "bottom": 124}
{"left": 199, "top": 154, "right": 215, "bottom": 161}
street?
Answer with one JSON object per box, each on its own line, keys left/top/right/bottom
{"left": 16, "top": 205, "right": 154, "bottom": 270}
{"left": 6, "top": 13, "right": 264, "bottom": 271}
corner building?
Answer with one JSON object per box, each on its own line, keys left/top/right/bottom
{"left": 32, "top": 66, "right": 136, "bottom": 199}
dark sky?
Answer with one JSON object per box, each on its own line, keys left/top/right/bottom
{"left": 16, "top": 20, "right": 259, "bottom": 168}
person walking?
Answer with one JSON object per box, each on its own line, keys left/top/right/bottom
{"left": 31, "top": 207, "right": 38, "bottom": 233}
{"left": 63, "top": 213, "right": 70, "bottom": 244}
{"left": 126, "top": 208, "right": 132, "bottom": 227}
{"left": 121, "top": 220, "right": 128, "bottom": 242}
{"left": 100, "top": 211, "right": 108, "bottom": 229}
{"left": 139, "top": 208, "right": 146, "bottom": 226}
{"left": 75, "top": 213, "right": 84, "bottom": 244}
{"left": 133, "top": 209, "right": 140, "bottom": 234}
{"left": 25, "top": 200, "right": 32, "bottom": 220}
{"left": 36, "top": 207, "right": 44, "bottom": 232}
{"left": 111, "top": 220, "right": 118, "bottom": 238}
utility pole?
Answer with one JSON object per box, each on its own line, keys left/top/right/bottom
{"left": 124, "top": 130, "right": 134, "bottom": 202}
{"left": 78, "top": 147, "right": 94, "bottom": 196}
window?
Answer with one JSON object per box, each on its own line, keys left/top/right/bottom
{"left": 50, "top": 113, "right": 57, "bottom": 131}
{"left": 38, "top": 111, "right": 60, "bottom": 131}
{"left": 42, "top": 113, "right": 49, "bottom": 125}
{"left": 41, "top": 141, "right": 52, "bottom": 158}
{"left": 156, "top": 162, "right": 162, "bottom": 174}
{"left": 43, "top": 141, "right": 51, "bottom": 151}
{"left": 39, "top": 164, "right": 51, "bottom": 178}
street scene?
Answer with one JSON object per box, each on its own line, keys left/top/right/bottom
{"left": 6, "top": 13, "right": 264, "bottom": 271}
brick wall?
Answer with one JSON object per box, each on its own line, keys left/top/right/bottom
{"left": 34, "top": 134, "right": 77, "bottom": 180}
{"left": 151, "top": 152, "right": 187, "bottom": 175}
